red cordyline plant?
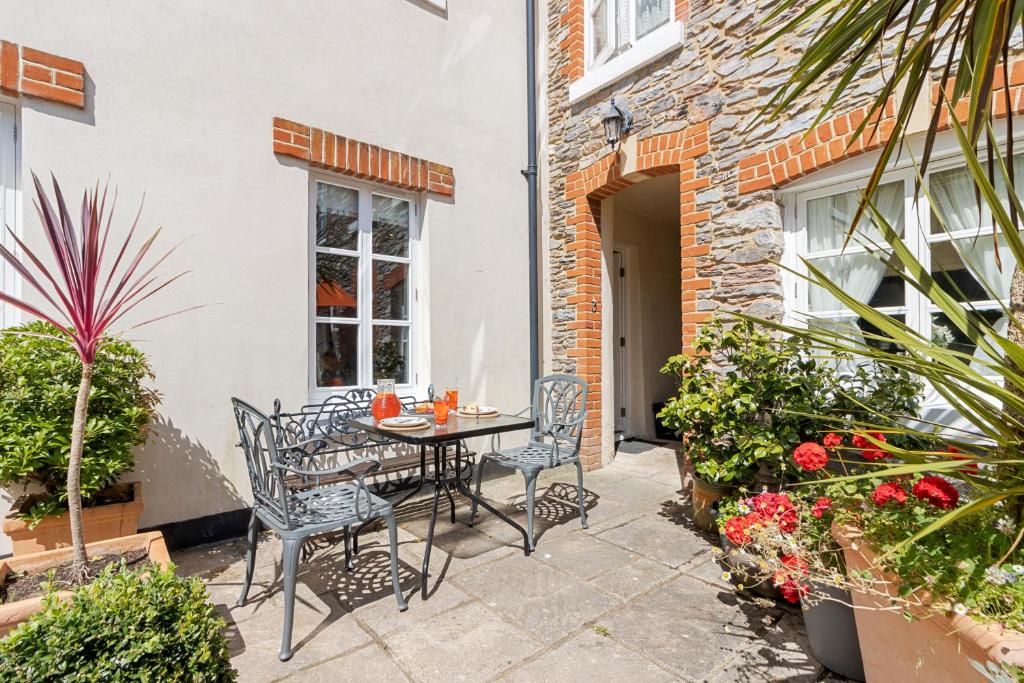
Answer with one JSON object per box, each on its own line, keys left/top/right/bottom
{"left": 0, "top": 173, "right": 187, "bottom": 578}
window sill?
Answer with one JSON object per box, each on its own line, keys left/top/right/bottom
{"left": 568, "top": 21, "right": 685, "bottom": 105}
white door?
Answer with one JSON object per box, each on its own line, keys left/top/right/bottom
{"left": 612, "top": 250, "right": 628, "bottom": 437}
{"left": 0, "top": 103, "right": 17, "bottom": 328}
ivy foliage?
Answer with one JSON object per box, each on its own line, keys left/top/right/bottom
{"left": 0, "top": 321, "right": 157, "bottom": 523}
{"left": 0, "top": 563, "right": 236, "bottom": 682}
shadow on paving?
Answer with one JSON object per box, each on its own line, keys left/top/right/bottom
{"left": 391, "top": 482, "right": 599, "bottom": 559}
{"left": 214, "top": 546, "right": 421, "bottom": 661}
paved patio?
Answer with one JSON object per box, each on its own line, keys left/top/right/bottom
{"left": 173, "top": 442, "right": 845, "bottom": 682}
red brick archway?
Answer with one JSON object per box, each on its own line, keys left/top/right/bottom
{"left": 563, "top": 122, "right": 711, "bottom": 468}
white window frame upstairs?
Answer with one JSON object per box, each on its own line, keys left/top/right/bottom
{"left": 571, "top": 0, "right": 685, "bottom": 104}
{"left": 0, "top": 102, "right": 19, "bottom": 329}
{"left": 308, "top": 174, "right": 423, "bottom": 401}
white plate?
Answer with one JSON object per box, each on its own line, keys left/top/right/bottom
{"left": 380, "top": 416, "right": 428, "bottom": 427}
{"left": 459, "top": 405, "right": 498, "bottom": 416}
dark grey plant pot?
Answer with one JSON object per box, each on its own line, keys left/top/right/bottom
{"left": 801, "top": 581, "right": 865, "bottom": 681}
{"left": 716, "top": 530, "right": 782, "bottom": 600}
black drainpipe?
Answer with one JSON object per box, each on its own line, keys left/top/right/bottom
{"left": 524, "top": 0, "right": 540, "bottom": 388}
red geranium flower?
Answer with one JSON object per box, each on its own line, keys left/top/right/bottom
{"left": 750, "top": 492, "right": 798, "bottom": 532}
{"left": 793, "top": 442, "right": 829, "bottom": 471}
{"left": 780, "top": 554, "right": 808, "bottom": 574}
{"left": 822, "top": 433, "right": 843, "bottom": 450}
{"left": 852, "top": 432, "right": 887, "bottom": 461}
{"left": 777, "top": 579, "right": 809, "bottom": 604}
{"left": 872, "top": 481, "right": 907, "bottom": 506}
{"left": 811, "top": 496, "right": 832, "bottom": 518}
{"left": 723, "top": 516, "right": 750, "bottom": 546}
{"left": 911, "top": 476, "right": 960, "bottom": 510}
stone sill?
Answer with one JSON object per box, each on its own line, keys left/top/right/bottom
{"left": 568, "top": 21, "right": 686, "bottom": 105}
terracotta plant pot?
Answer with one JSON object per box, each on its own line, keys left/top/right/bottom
{"left": 691, "top": 475, "right": 736, "bottom": 532}
{"left": 832, "top": 523, "right": 1024, "bottom": 681}
{"left": 802, "top": 581, "right": 865, "bottom": 681}
{"left": 674, "top": 448, "right": 695, "bottom": 497}
{"left": 3, "top": 481, "right": 143, "bottom": 556}
{"left": 0, "top": 530, "right": 170, "bottom": 636}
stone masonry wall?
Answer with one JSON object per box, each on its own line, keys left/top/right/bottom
{"left": 546, "top": 0, "right": 963, "bottom": 468}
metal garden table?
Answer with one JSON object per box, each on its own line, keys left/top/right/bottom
{"left": 346, "top": 412, "right": 534, "bottom": 599}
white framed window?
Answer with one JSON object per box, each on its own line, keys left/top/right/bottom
{"left": 571, "top": 0, "right": 684, "bottom": 103}
{"left": 0, "top": 102, "right": 18, "bottom": 329}
{"left": 785, "top": 142, "right": 1022, "bottom": 379}
{"left": 587, "top": 0, "right": 673, "bottom": 69}
{"left": 309, "top": 176, "right": 419, "bottom": 395}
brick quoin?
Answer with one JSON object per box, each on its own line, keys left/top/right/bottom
{"left": 272, "top": 117, "right": 455, "bottom": 198}
{"left": 564, "top": 123, "right": 711, "bottom": 469}
{"left": 737, "top": 57, "right": 1024, "bottom": 195}
{"left": 0, "top": 39, "right": 85, "bottom": 108}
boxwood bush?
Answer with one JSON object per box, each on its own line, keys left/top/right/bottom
{"left": 0, "top": 321, "right": 157, "bottom": 523}
{"left": 0, "top": 563, "right": 236, "bottom": 681}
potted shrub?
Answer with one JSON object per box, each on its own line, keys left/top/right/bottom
{"left": 658, "top": 321, "right": 833, "bottom": 529}
{"left": 1, "top": 321, "right": 156, "bottom": 555}
{"left": 0, "top": 562, "right": 236, "bottom": 680}
{"left": 715, "top": 438, "right": 868, "bottom": 680}
{"left": 0, "top": 530, "right": 169, "bottom": 635}
{"left": 823, "top": 474, "right": 1024, "bottom": 681}
{"left": 0, "top": 173, "right": 186, "bottom": 582}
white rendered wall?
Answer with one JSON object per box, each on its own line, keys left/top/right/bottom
{"left": 0, "top": 0, "right": 531, "bottom": 554}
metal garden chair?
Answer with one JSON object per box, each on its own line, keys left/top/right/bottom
{"left": 469, "top": 374, "right": 589, "bottom": 550}
{"left": 231, "top": 398, "right": 407, "bottom": 661}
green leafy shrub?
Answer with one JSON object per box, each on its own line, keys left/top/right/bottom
{"left": 0, "top": 563, "right": 236, "bottom": 682}
{"left": 0, "top": 321, "right": 157, "bottom": 522}
{"left": 657, "top": 319, "right": 926, "bottom": 484}
{"left": 657, "top": 320, "right": 832, "bottom": 483}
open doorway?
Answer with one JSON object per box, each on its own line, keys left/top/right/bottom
{"left": 609, "top": 174, "right": 682, "bottom": 443}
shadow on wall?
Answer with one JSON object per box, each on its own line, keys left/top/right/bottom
{"left": 134, "top": 414, "right": 247, "bottom": 548}
{"left": 24, "top": 71, "right": 97, "bottom": 127}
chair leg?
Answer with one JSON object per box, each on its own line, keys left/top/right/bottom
{"left": 279, "top": 538, "right": 302, "bottom": 662}
{"left": 523, "top": 470, "right": 539, "bottom": 552}
{"left": 236, "top": 509, "right": 259, "bottom": 607}
{"left": 385, "top": 512, "right": 409, "bottom": 612}
{"left": 344, "top": 527, "right": 353, "bottom": 571}
{"left": 469, "top": 457, "right": 487, "bottom": 526}
{"left": 575, "top": 459, "right": 589, "bottom": 529}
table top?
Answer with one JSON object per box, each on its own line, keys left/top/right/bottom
{"left": 346, "top": 412, "right": 534, "bottom": 445}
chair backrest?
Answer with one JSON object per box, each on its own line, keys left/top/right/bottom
{"left": 531, "top": 374, "right": 588, "bottom": 452}
{"left": 232, "top": 397, "right": 292, "bottom": 529}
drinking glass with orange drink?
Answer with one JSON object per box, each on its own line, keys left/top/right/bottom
{"left": 433, "top": 399, "right": 450, "bottom": 424}
{"left": 445, "top": 387, "right": 459, "bottom": 411}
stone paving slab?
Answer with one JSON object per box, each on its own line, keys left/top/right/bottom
{"left": 382, "top": 601, "right": 543, "bottom": 682}
{"left": 500, "top": 628, "right": 679, "bottom": 682}
{"left": 452, "top": 553, "right": 621, "bottom": 642}
{"left": 172, "top": 442, "right": 849, "bottom": 682}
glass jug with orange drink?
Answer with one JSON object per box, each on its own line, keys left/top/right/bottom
{"left": 371, "top": 379, "right": 402, "bottom": 421}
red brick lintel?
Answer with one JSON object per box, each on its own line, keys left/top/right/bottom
{"left": 0, "top": 39, "right": 86, "bottom": 109}
{"left": 738, "top": 58, "right": 1024, "bottom": 195}
{"left": 272, "top": 117, "right": 455, "bottom": 198}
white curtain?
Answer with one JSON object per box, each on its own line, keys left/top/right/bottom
{"left": 930, "top": 165, "right": 980, "bottom": 233}
{"left": 634, "top": 0, "right": 669, "bottom": 38}
{"left": 956, "top": 234, "right": 1014, "bottom": 300}
{"left": 806, "top": 182, "right": 904, "bottom": 311}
